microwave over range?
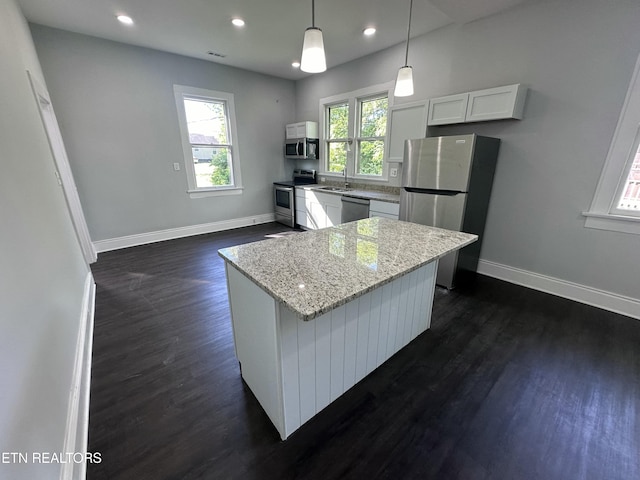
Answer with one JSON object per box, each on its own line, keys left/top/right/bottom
{"left": 284, "top": 137, "right": 319, "bottom": 159}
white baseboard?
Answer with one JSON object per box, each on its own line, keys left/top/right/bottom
{"left": 477, "top": 259, "right": 640, "bottom": 320}
{"left": 60, "top": 272, "right": 96, "bottom": 480}
{"left": 93, "top": 213, "right": 276, "bottom": 253}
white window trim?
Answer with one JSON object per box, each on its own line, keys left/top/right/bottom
{"left": 583, "top": 52, "right": 640, "bottom": 234}
{"left": 319, "top": 82, "right": 394, "bottom": 182}
{"left": 173, "top": 84, "right": 243, "bottom": 198}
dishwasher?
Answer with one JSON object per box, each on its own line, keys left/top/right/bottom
{"left": 341, "top": 196, "right": 370, "bottom": 223}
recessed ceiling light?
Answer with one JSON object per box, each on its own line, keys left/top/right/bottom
{"left": 232, "top": 18, "right": 245, "bottom": 27}
{"left": 117, "top": 15, "right": 134, "bottom": 25}
{"left": 292, "top": 61, "right": 301, "bottom": 68}
{"left": 363, "top": 27, "right": 376, "bottom": 36}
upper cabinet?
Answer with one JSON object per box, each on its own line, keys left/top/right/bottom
{"left": 427, "top": 84, "right": 528, "bottom": 126}
{"left": 427, "top": 93, "right": 469, "bottom": 126}
{"left": 466, "top": 84, "right": 527, "bottom": 122}
{"left": 386, "top": 102, "right": 428, "bottom": 163}
{"left": 286, "top": 121, "right": 318, "bottom": 139}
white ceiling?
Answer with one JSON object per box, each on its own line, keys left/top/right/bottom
{"left": 17, "top": 0, "right": 530, "bottom": 80}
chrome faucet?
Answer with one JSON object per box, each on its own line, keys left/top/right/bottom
{"left": 343, "top": 167, "right": 349, "bottom": 189}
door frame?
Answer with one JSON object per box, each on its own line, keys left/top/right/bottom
{"left": 27, "top": 71, "right": 96, "bottom": 264}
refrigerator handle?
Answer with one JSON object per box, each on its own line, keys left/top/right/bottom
{"left": 404, "top": 187, "right": 463, "bottom": 196}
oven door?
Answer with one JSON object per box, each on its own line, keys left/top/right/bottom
{"left": 274, "top": 185, "right": 295, "bottom": 227}
{"left": 285, "top": 141, "right": 302, "bottom": 158}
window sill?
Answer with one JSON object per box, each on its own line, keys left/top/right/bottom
{"left": 582, "top": 211, "right": 640, "bottom": 235}
{"left": 187, "top": 187, "right": 243, "bottom": 199}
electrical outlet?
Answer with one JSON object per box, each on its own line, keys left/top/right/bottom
{"left": 390, "top": 168, "right": 398, "bottom": 178}
{"left": 173, "top": 163, "right": 181, "bottom": 171}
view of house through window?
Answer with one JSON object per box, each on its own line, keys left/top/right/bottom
{"left": 616, "top": 143, "right": 640, "bottom": 212}
{"left": 183, "top": 98, "right": 233, "bottom": 188}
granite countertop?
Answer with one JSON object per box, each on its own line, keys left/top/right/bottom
{"left": 218, "top": 217, "right": 477, "bottom": 321}
{"left": 297, "top": 184, "right": 400, "bottom": 204}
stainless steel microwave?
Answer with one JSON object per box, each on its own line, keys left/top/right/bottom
{"left": 284, "top": 138, "right": 319, "bottom": 159}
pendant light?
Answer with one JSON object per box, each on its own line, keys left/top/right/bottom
{"left": 394, "top": 0, "right": 414, "bottom": 97}
{"left": 300, "top": 0, "right": 327, "bottom": 73}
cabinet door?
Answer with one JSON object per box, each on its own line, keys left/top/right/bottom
{"left": 325, "top": 203, "right": 342, "bottom": 227}
{"left": 301, "top": 121, "right": 318, "bottom": 138}
{"left": 369, "top": 200, "right": 399, "bottom": 220}
{"left": 465, "top": 84, "right": 527, "bottom": 122}
{"left": 286, "top": 123, "right": 300, "bottom": 139}
{"left": 286, "top": 121, "right": 318, "bottom": 139}
{"left": 315, "top": 192, "right": 342, "bottom": 228}
{"left": 427, "top": 93, "right": 469, "bottom": 126}
{"left": 295, "top": 208, "right": 308, "bottom": 228}
{"left": 309, "top": 200, "right": 325, "bottom": 229}
{"left": 387, "top": 103, "right": 428, "bottom": 162}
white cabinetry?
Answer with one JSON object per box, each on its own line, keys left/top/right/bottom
{"left": 427, "top": 84, "right": 527, "bottom": 126}
{"left": 466, "top": 84, "right": 527, "bottom": 122}
{"left": 295, "top": 188, "right": 310, "bottom": 228}
{"left": 369, "top": 200, "right": 400, "bottom": 220}
{"left": 386, "top": 102, "right": 428, "bottom": 162}
{"left": 296, "top": 188, "right": 342, "bottom": 229}
{"left": 427, "top": 93, "right": 469, "bottom": 126}
{"left": 286, "top": 121, "right": 318, "bottom": 139}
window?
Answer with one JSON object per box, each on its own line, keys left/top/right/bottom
{"left": 357, "top": 96, "right": 388, "bottom": 176}
{"left": 174, "top": 85, "right": 242, "bottom": 197}
{"left": 584, "top": 52, "right": 640, "bottom": 234}
{"left": 320, "top": 83, "right": 392, "bottom": 180}
{"left": 613, "top": 135, "right": 640, "bottom": 213}
{"left": 327, "top": 103, "right": 349, "bottom": 173}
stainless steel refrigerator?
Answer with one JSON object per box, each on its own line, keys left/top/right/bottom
{"left": 399, "top": 134, "right": 500, "bottom": 289}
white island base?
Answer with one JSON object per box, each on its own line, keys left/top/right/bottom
{"left": 225, "top": 260, "right": 437, "bottom": 440}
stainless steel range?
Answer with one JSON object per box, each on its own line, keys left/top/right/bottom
{"left": 273, "top": 169, "right": 316, "bottom": 227}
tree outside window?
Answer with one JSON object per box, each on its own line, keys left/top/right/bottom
{"left": 327, "top": 103, "right": 349, "bottom": 173}
{"left": 184, "top": 98, "right": 233, "bottom": 188}
{"left": 357, "top": 96, "right": 388, "bottom": 176}
{"left": 322, "top": 86, "right": 390, "bottom": 179}
{"left": 173, "top": 84, "right": 242, "bottom": 197}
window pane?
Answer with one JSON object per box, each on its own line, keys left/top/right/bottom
{"left": 328, "top": 103, "right": 349, "bottom": 139}
{"left": 184, "top": 98, "right": 228, "bottom": 144}
{"left": 617, "top": 144, "right": 640, "bottom": 211}
{"left": 360, "top": 97, "right": 388, "bottom": 137}
{"left": 192, "top": 146, "right": 232, "bottom": 187}
{"left": 357, "top": 140, "right": 384, "bottom": 176}
{"left": 328, "top": 142, "right": 347, "bottom": 173}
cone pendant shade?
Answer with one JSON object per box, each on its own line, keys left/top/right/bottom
{"left": 301, "top": 27, "right": 326, "bottom": 73}
{"left": 394, "top": 0, "right": 415, "bottom": 97}
{"left": 394, "top": 65, "right": 414, "bottom": 97}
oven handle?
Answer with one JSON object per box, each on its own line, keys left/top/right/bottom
{"left": 275, "top": 186, "right": 294, "bottom": 192}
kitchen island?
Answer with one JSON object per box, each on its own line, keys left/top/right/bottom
{"left": 218, "top": 217, "right": 476, "bottom": 440}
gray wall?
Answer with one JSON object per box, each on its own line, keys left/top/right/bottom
{"left": 31, "top": 25, "right": 296, "bottom": 242}
{"left": 296, "top": 0, "right": 640, "bottom": 301}
{"left": 0, "top": 0, "right": 90, "bottom": 478}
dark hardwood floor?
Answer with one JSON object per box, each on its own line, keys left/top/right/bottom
{"left": 88, "top": 223, "right": 640, "bottom": 480}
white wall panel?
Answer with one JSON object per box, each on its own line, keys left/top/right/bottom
{"left": 227, "top": 262, "right": 437, "bottom": 440}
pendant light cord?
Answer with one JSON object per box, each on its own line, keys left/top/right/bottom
{"left": 404, "top": 0, "right": 413, "bottom": 66}
{"left": 311, "top": 0, "right": 316, "bottom": 27}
